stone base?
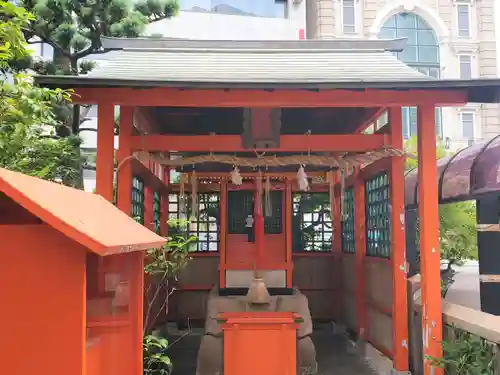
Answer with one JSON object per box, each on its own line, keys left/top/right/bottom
{"left": 362, "top": 341, "right": 400, "bottom": 375}
{"left": 331, "top": 321, "right": 347, "bottom": 335}
{"left": 196, "top": 335, "right": 223, "bottom": 375}
{"left": 390, "top": 370, "right": 412, "bottom": 375}
{"left": 196, "top": 287, "right": 317, "bottom": 375}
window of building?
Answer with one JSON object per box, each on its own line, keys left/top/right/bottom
{"left": 461, "top": 112, "right": 475, "bottom": 145}
{"left": 365, "top": 173, "right": 391, "bottom": 259}
{"left": 168, "top": 193, "right": 220, "bottom": 252}
{"left": 132, "top": 177, "right": 145, "bottom": 224}
{"left": 341, "top": 187, "right": 355, "bottom": 253}
{"left": 456, "top": 3, "right": 471, "bottom": 38}
{"left": 180, "top": 0, "right": 287, "bottom": 18}
{"left": 379, "top": 12, "right": 442, "bottom": 140}
{"left": 342, "top": 0, "right": 356, "bottom": 33}
{"left": 153, "top": 191, "right": 161, "bottom": 234}
{"left": 459, "top": 55, "right": 472, "bottom": 79}
{"left": 293, "top": 193, "right": 332, "bottom": 252}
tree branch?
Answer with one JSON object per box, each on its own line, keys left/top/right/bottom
{"left": 27, "top": 40, "right": 45, "bottom": 45}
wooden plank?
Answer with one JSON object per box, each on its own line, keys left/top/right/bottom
{"left": 389, "top": 106, "right": 410, "bottom": 372}
{"left": 417, "top": 105, "right": 444, "bottom": 375}
{"left": 96, "top": 103, "right": 115, "bottom": 201}
{"left": 354, "top": 169, "right": 367, "bottom": 339}
{"left": 477, "top": 223, "right": 500, "bottom": 232}
{"left": 129, "top": 134, "right": 389, "bottom": 152}
{"left": 479, "top": 275, "right": 500, "bottom": 283}
{"left": 74, "top": 87, "right": 468, "bottom": 107}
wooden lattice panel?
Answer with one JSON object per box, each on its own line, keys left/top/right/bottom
{"left": 153, "top": 191, "right": 161, "bottom": 234}
{"left": 131, "top": 176, "right": 145, "bottom": 224}
{"left": 168, "top": 193, "right": 220, "bottom": 252}
{"left": 293, "top": 193, "right": 332, "bottom": 252}
{"left": 341, "top": 187, "right": 355, "bottom": 253}
{"left": 365, "top": 172, "right": 391, "bottom": 258}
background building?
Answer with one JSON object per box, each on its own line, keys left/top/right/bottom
{"left": 307, "top": 0, "right": 500, "bottom": 150}
{"left": 149, "top": 0, "right": 307, "bottom": 39}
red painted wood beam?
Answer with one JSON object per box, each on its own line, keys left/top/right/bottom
{"left": 116, "top": 106, "right": 134, "bottom": 215}
{"left": 219, "top": 178, "right": 228, "bottom": 288}
{"left": 417, "top": 105, "right": 443, "bottom": 375}
{"left": 130, "top": 159, "right": 169, "bottom": 195}
{"left": 388, "top": 107, "right": 410, "bottom": 373}
{"left": 134, "top": 107, "right": 158, "bottom": 134}
{"left": 355, "top": 107, "right": 388, "bottom": 133}
{"left": 129, "top": 134, "right": 388, "bottom": 152}
{"left": 73, "top": 88, "right": 468, "bottom": 107}
{"left": 353, "top": 169, "right": 367, "bottom": 340}
{"left": 95, "top": 103, "right": 115, "bottom": 201}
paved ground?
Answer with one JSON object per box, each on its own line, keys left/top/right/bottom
{"left": 167, "top": 328, "right": 377, "bottom": 375}
{"left": 445, "top": 261, "right": 481, "bottom": 310}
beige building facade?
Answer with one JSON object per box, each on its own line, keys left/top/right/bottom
{"left": 307, "top": 0, "right": 500, "bottom": 151}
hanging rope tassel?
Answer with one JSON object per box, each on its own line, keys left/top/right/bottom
{"left": 264, "top": 175, "right": 272, "bottom": 217}
{"left": 256, "top": 171, "right": 263, "bottom": 216}
{"left": 327, "top": 170, "right": 336, "bottom": 221}
{"left": 230, "top": 166, "right": 243, "bottom": 185}
{"left": 190, "top": 171, "right": 198, "bottom": 220}
{"left": 297, "top": 165, "right": 309, "bottom": 191}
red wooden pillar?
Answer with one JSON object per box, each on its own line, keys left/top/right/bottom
{"left": 254, "top": 177, "right": 265, "bottom": 269}
{"left": 130, "top": 249, "right": 145, "bottom": 375}
{"left": 95, "top": 103, "right": 116, "bottom": 296}
{"left": 144, "top": 187, "right": 154, "bottom": 231}
{"left": 388, "top": 107, "right": 410, "bottom": 372}
{"left": 285, "top": 179, "right": 293, "bottom": 287}
{"left": 220, "top": 178, "right": 228, "bottom": 287}
{"left": 417, "top": 105, "right": 443, "bottom": 375}
{"left": 116, "top": 107, "right": 144, "bottom": 375}
{"left": 332, "top": 172, "right": 342, "bottom": 254}
{"left": 353, "top": 169, "right": 367, "bottom": 339}
{"left": 331, "top": 172, "right": 343, "bottom": 322}
{"left": 116, "top": 106, "right": 133, "bottom": 214}
{"left": 95, "top": 103, "right": 115, "bottom": 201}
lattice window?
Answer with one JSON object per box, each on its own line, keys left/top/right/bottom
{"left": 131, "top": 177, "right": 144, "bottom": 224}
{"left": 168, "top": 193, "right": 220, "bottom": 252}
{"left": 341, "top": 187, "right": 355, "bottom": 253}
{"left": 228, "top": 191, "right": 282, "bottom": 235}
{"left": 264, "top": 191, "right": 283, "bottom": 234}
{"left": 228, "top": 191, "right": 253, "bottom": 234}
{"left": 365, "top": 172, "right": 391, "bottom": 258}
{"left": 153, "top": 191, "right": 161, "bottom": 234}
{"left": 292, "top": 193, "right": 332, "bottom": 252}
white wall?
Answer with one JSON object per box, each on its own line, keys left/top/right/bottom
{"left": 147, "top": 7, "right": 306, "bottom": 39}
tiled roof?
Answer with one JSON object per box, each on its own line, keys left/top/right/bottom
{"left": 83, "top": 37, "right": 430, "bottom": 84}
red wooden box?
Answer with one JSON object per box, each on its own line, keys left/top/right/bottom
{"left": 219, "top": 312, "right": 301, "bottom": 375}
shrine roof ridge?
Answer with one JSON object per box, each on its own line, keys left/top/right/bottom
{"left": 100, "top": 36, "right": 408, "bottom": 53}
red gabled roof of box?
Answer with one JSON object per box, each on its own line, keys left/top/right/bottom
{"left": 0, "top": 168, "right": 165, "bottom": 255}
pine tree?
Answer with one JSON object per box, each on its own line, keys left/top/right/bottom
{"left": 15, "top": 0, "right": 178, "bottom": 186}
{"left": 21, "top": 0, "right": 179, "bottom": 74}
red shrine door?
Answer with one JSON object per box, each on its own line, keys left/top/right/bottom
{"left": 224, "top": 188, "right": 287, "bottom": 288}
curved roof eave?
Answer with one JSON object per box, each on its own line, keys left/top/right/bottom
{"left": 404, "top": 135, "right": 500, "bottom": 208}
